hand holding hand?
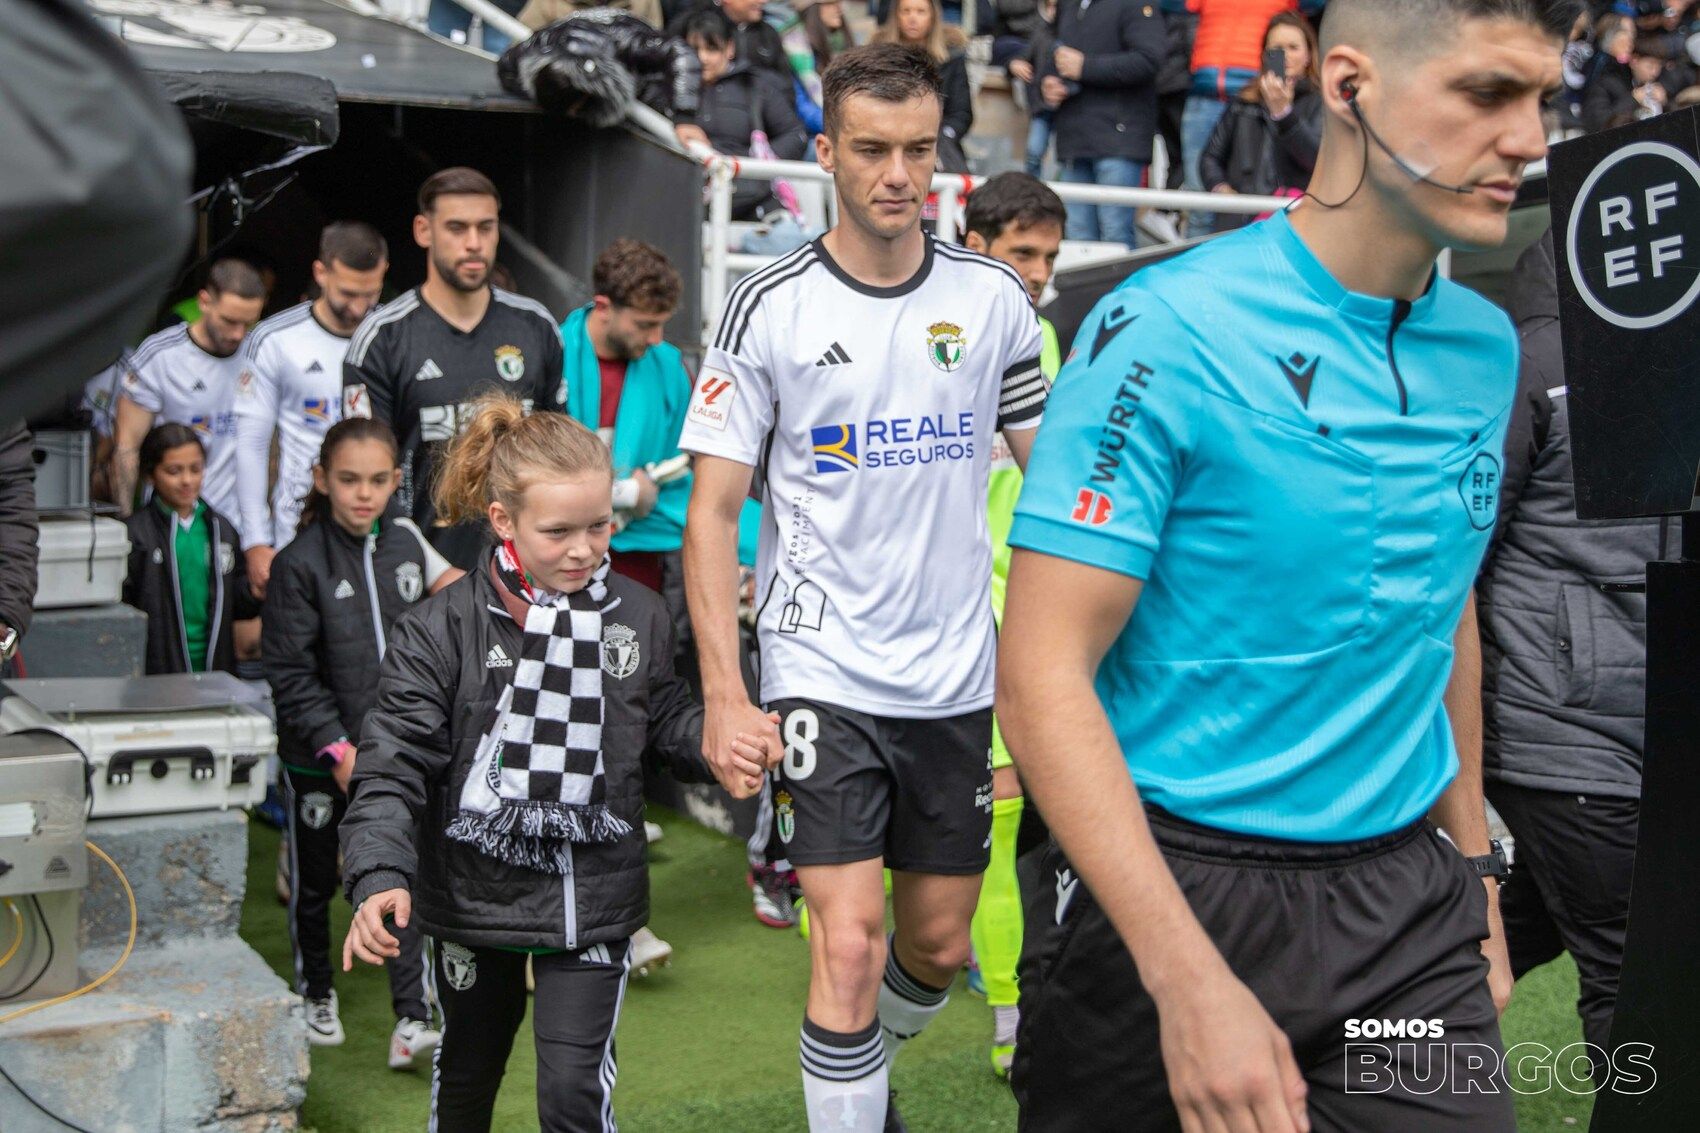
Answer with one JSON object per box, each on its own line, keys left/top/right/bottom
{"left": 1054, "top": 46, "right": 1085, "bottom": 81}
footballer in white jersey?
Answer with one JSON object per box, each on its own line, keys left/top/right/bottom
{"left": 678, "top": 44, "right": 1046, "bottom": 1133}
{"left": 233, "top": 223, "right": 387, "bottom": 593}
{"left": 112, "top": 261, "right": 266, "bottom": 540}
{"left": 235, "top": 304, "right": 351, "bottom": 549}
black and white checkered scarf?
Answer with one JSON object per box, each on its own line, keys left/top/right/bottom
{"left": 445, "top": 543, "right": 631, "bottom": 873}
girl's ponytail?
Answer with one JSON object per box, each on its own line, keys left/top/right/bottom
{"left": 432, "top": 394, "right": 610, "bottom": 527}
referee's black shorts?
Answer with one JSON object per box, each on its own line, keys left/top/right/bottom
{"left": 1013, "top": 806, "right": 1515, "bottom": 1132}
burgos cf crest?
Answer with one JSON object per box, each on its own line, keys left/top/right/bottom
{"left": 927, "top": 321, "right": 967, "bottom": 372}
{"left": 395, "top": 561, "right": 423, "bottom": 602}
{"left": 775, "top": 788, "right": 796, "bottom": 844}
{"left": 495, "top": 344, "right": 526, "bottom": 382}
{"left": 601, "top": 623, "right": 641, "bottom": 680}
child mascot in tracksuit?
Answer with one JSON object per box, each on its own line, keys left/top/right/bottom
{"left": 262, "top": 416, "right": 460, "bottom": 1064}
{"left": 339, "top": 395, "right": 775, "bottom": 1133}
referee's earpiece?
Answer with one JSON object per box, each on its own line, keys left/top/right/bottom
{"left": 1340, "top": 81, "right": 1358, "bottom": 104}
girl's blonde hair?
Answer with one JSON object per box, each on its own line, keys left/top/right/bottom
{"left": 871, "top": 0, "right": 966, "bottom": 66}
{"left": 432, "top": 394, "right": 612, "bottom": 526}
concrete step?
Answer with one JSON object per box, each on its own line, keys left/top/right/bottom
{"left": 0, "top": 938, "right": 306, "bottom": 1133}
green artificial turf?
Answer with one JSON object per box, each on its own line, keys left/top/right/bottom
{"left": 240, "top": 810, "right": 1594, "bottom": 1132}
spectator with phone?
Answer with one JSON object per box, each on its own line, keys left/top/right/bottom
{"left": 1197, "top": 11, "right": 1321, "bottom": 227}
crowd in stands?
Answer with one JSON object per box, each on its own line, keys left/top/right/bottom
{"left": 482, "top": 0, "right": 1700, "bottom": 252}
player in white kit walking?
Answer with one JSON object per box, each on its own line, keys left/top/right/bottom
{"left": 234, "top": 221, "right": 389, "bottom": 596}
{"left": 679, "top": 44, "right": 1048, "bottom": 1133}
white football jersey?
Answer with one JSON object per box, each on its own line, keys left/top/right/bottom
{"left": 122, "top": 324, "right": 244, "bottom": 538}
{"left": 679, "top": 236, "right": 1046, "bottom": 718}
{"left": 235, "top": 303, "right": 350, "bottom": 549}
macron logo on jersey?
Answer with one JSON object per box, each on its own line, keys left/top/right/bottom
{"left": 687, "top": 369, "right": 735, "bottom": 432}
{"left": 486, "top": 645, "right": 514, "bottom": 669}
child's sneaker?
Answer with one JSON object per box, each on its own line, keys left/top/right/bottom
{"left": 304, "top": 991, "right": 344, "bottom": 1046}
{"left": 389, "top": 1016, "right": 441, "bottom": 1070}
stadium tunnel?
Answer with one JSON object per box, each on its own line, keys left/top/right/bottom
{"left": 94, "top": 0, "right": 704, "bottom": 346}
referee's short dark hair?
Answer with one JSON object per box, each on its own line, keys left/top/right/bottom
{"left": 204, "top": 257, "right": 266, "bottom": 301}
{"left": 821, "top": 43, "right": 943, "bottom": 140}
{"left": 593, "top": 239, "right": 682, "bottom": 313}
{"left": 318, "top": 221, "right": 388, "bottom": 272}
{"left": 418, "top": 166, "right": 502, "bottom": 214}
{"left": 964, "top": 173, "right": 1067, "bottom": 247}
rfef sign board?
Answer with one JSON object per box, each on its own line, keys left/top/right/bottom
{"left": 1548, "top": 108, "right": 1700, "bottom": 519}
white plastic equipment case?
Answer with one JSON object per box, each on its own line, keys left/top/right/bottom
{"left": 0, "top": 674, "right": 272, "bottom": 819}
{"left": 34, "top": 515, "right": 129, "bottom": 609}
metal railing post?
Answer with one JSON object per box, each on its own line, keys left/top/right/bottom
{"left": 704, "top": 158, "right": 736, "bottom": 342}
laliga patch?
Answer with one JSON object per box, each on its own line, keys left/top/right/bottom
{"left": 688, "top": 369, "right": 735, "bottom": 431}
{"left": 342, "top": 383, "right": 371, "bottom": 419}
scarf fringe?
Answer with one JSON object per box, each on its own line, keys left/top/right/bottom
{"left": 447, "top": 803, "right": 633, "bottom": 875}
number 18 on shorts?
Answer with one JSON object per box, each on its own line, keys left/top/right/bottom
{"left": 768, "top": 699, "right": 994, "bottom": 875}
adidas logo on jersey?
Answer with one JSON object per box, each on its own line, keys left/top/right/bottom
{"left": 306, "top": 360, "right": 325, "bottom": 374}
{"left": 192, "top": 379, "right": 207, "bottom": 392}
{"left": 333, "top": 579, "right": 355, "bottom": 600}
{"left": 485, "top": 645, "right": 514, "bottom": 669}
{"left": 814, "top": 342, "right": 852, "bottom": 367}
{"left": 415, "top": 359, "right": 444, "bottom": 383}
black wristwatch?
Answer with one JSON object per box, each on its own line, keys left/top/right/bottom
{"left": 1465, "top": 838, "right": 1510, "bottom": 880}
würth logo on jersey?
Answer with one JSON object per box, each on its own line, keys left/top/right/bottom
{"left": 688, "top": 368, "right": 736, "bottom": 431}
{"left": 1072, "top": 489, "right": 1114, "bottom": 526}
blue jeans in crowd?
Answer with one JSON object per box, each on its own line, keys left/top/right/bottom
{"left": 1180, "top": 93, "right": 1230, "bottom": 235}
{"left": 428, "top": 0, "right": 526, "bottom": 53}
{"left": 1058, "top": 157, "right": 1146, "bottom": 247}
{"left": 1025, "top": 113, "right": 1054, "bottom": 178}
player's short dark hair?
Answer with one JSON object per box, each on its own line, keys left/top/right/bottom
{"left": 820, "top": 43, "right": 942, "bottom": 140}
{"left": 964, "top": 173, "right": 1067, "bottom": 246}
{"left": 682, "top": 7, "right": 734, "bottom": 48}
{"left": 1323, "top": 0, "right": 1581, "bottom": 55}
{"left": 204, "top": 258, "right": 266, "bottom": 301}
{"left": 593, "top": 239, "right": 681, "bottom": 313}
{"left": 418, "top": 166, "right": 502, "bottom": 214}
{"left": 139, "top": 422, "right": 204, "bottom": 480}
{"left": 318, "top": 221, "right": 388, "bottom": 271}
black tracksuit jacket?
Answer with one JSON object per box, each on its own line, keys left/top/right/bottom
{"left": 123, "top": 499, "right": 258, "bottom": 675}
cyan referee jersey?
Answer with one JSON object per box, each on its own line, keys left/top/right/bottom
{"left": 1009, "top": 211, "right": 1518, "bottom": 842}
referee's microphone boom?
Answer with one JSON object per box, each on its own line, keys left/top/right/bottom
{"left": 1341, "top": 83, "right": 1476, "bottom": 196}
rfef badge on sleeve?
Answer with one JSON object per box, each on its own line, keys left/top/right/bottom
{"left": 1549, "top": 108, "right": 1700, "bottom": 519}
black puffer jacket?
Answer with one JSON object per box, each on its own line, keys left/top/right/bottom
{"left": 699, "top": 59, "right": 811, "bottom": 218}
{"left": 499, "top": 8, "right": 703, "bottom": 125}
{"left": 1477, "top": 230, "right": 1663, "bottom": 799}
{"left": 261, "top": 516, "right": 440, "bottom": 770}
{"left": 1198, "top": 86, "right": 1321, "bottom": 226}
{"left": 1041, "top": 0, "right": 1166, "bottom": 163}
{"left": 123, "top": 499, "right": 259, "bottom": 676}
{"left": 341, "top": 565, "right": 710, "bottom": 950}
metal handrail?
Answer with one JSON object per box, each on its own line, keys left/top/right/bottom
{"left": 699, "top": 154, "right": 1291, "bottom": 339}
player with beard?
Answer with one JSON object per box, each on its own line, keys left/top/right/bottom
{"left": 113, "top": 258, "right": 267, "bottom": 533}
{"left": 999, "top": 1, "right": 1571, "bottom": 1130}
{"left": 680, "top": 44, "right": 1047, "bottom": 1132}
{"left": 235, "top": 222, "right": 389, "bottom": 597}
{"left": 342, "top": 168, "right": 565, "bottom": 570}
